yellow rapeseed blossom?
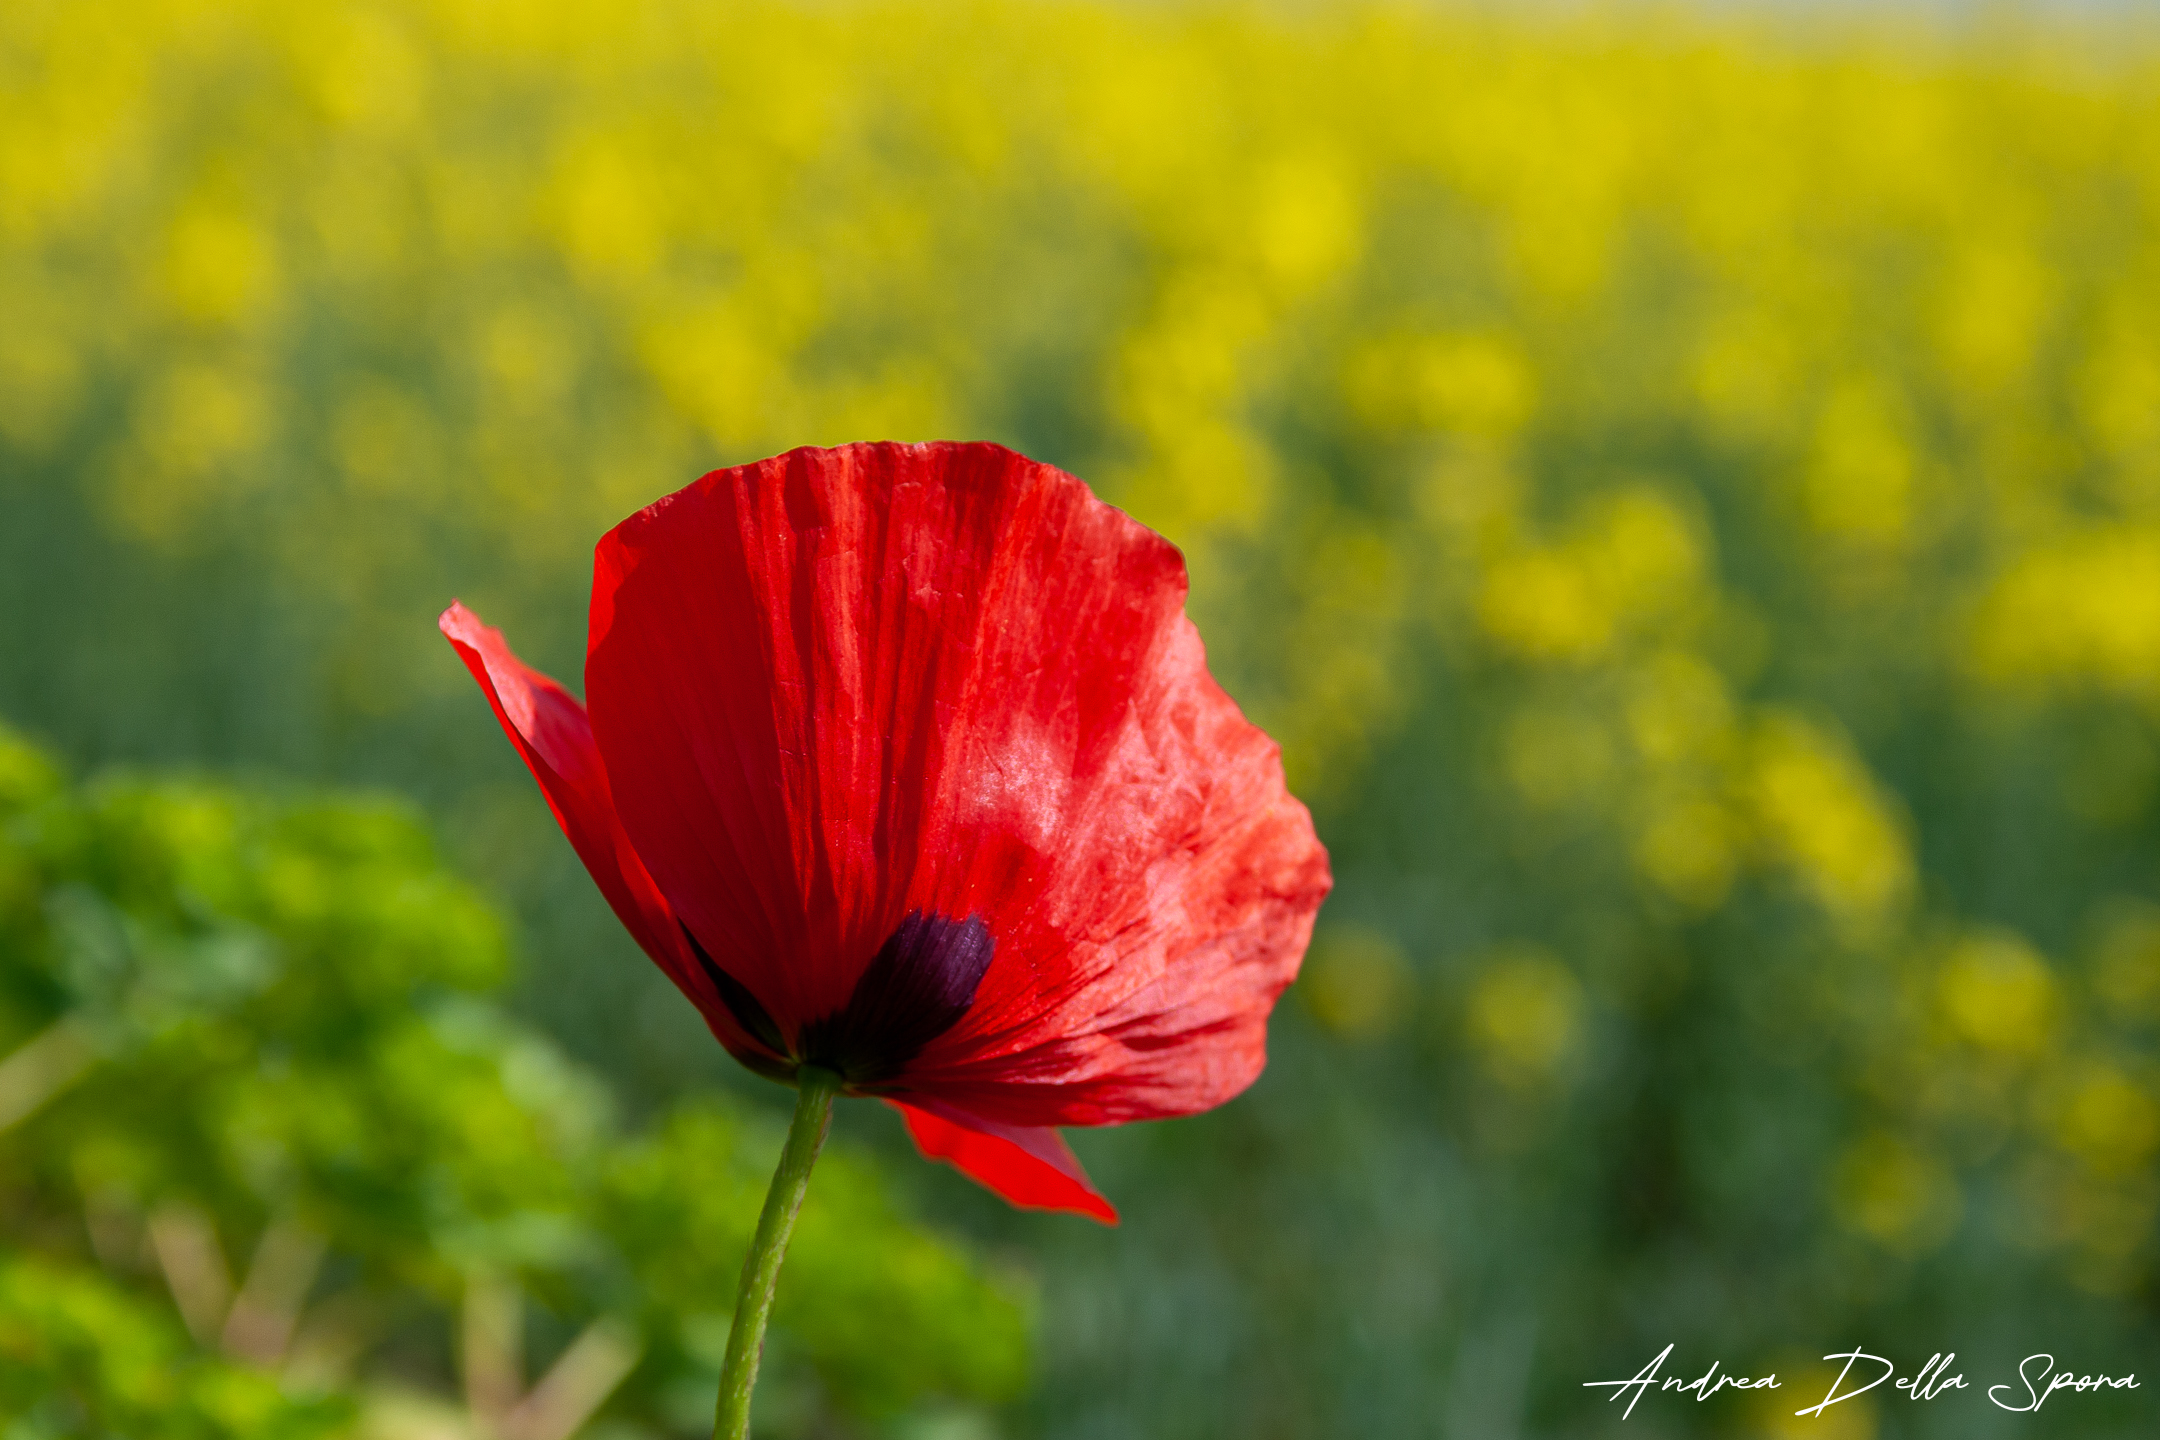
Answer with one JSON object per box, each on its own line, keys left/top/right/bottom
{"left": 1632, "top": 791, "right": 1740, "bottom": 910}
{"left": 1937, "top": 932, "right": 2058, "bottom": 1057}
{"left": 1476, "top": 488, "right": 1704, "bottom": 664}
{"left": 2054, "top": 1063, "right": 2160, "bottom": 1178}
{"left": 1466, "top": 947, "right": 1584, "bottom": 1088}
{"left": 1832, "top": 1132, "right": 1963, "bottom": 1254}
{"left": 2094, "top": 903, "right": 2160, "bottom": 1019}
{"left": 1803, "top": 378, "right": 1918, "bottom": 546}
{"left": 1302, "top": 928, "right": 1414, "bottom": 1041}
{"left": 1971, "top": 528, "right": 2160, "bottom": 705}
{"left": 1744, "top": 715, "right": 1913, "bottom": 928}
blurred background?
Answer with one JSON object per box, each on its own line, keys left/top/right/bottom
{"left": 4, "top": 1, "right": 2159, "bottom": 1436}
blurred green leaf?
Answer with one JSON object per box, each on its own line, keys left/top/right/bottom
{"left": 0, "top": 727, "right": 1032, "bottom": 1438}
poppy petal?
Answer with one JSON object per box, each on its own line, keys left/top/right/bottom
{"left": 910, "top": 611, "right": 1330, "bottom": 1127}
{"left": 438, "top": 602, "right": 772, "bottom": 1063}
{"left": 583, "top": 442, "right": 1328, "bottom": 1125}
{"left": 888, "top": 1099, "right": 1118, "bottom": 1224}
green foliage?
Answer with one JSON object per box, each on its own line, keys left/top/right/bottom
{"left": 0, "top": 727, "right": 1031, "bottom": 1438}
{"left": 0, "top": 1259, "right": 352, "bottom": 1440}
{"left": 604, "top": 1107, "right": 1033, "bottom": 1420}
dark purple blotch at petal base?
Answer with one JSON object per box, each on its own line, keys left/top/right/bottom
{"left": 799, "top": 912, "right": 995, "bottom": 1083}
{"left": 680, "top": 921, "right": 792, "bottom": 1079}
{"left": 683, "top": 912, "right": 995, "bottom": 1086}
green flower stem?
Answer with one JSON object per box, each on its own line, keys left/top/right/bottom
{"left": 713, "top": 1064, "right": 841, "bottom": 1440}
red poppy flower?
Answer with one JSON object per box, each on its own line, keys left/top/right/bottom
{"left": 440, "top": 441, "right": 1329, "bottom": 1223}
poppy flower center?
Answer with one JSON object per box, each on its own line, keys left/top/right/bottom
{"left": 682, "top": 912, "right": 995, "bottom": 1085}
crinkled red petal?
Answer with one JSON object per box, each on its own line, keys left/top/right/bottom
{"left": 583, "top": 442, "right": 1330, "bottom": 1128}
{"left": 888, "top": 1099, "right": 1117, "bottom": 1224}
{"left": 438, "top": 602, "right": 772, "bottom": 1064}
